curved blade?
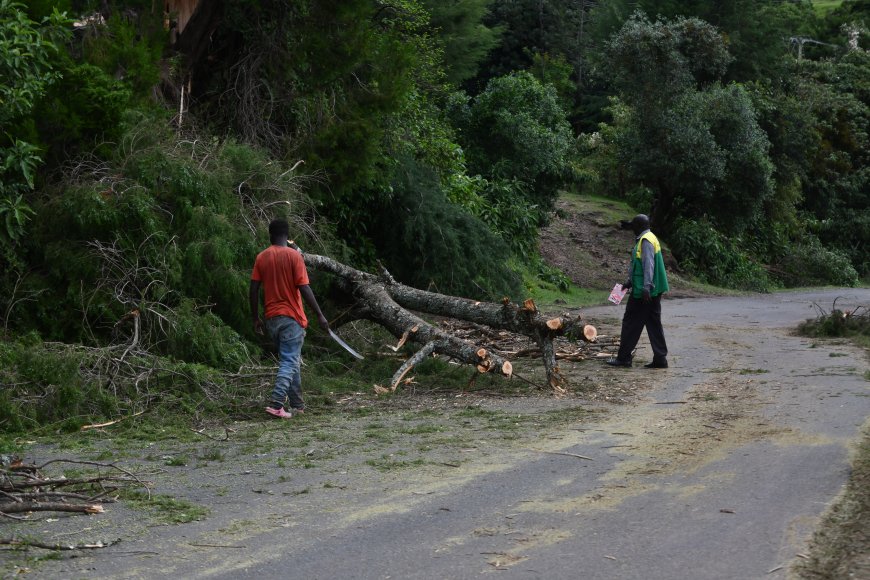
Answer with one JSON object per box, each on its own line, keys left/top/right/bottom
{"left": 329, "top": 329, "right": 364, "bottom": 360}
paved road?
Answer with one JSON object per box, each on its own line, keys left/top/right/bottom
{"left": 22, "top": 289, "right": 870, "bottom": 579}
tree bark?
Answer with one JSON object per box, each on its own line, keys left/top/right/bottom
{"left": 302, "top": 253, "right": 595, "bottom": 392}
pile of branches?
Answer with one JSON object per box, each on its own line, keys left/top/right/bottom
{"left": 799, "top": 299, "right": 869, "bottom": 339}
{"left": 0, "top": 457, "right": 149, "bottom": 522}
{"left": 36, "top": 340, "right": 272, "bottom": 416}
{"left": 438, "top": 319, "right": 619, "bottom": 363}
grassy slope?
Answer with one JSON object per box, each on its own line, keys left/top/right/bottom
{"left": 812, "top": 0, "right": 844, "bottom": 15}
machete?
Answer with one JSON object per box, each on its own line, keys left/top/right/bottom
{"left": 328, "top": 329, "right": 364, "bottom": 360}
{"left": 287, "top": 241, "right": 363, "bottom": 360}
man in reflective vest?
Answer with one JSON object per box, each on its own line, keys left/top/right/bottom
{"left": 607, "top": 214, "right": 669, "bottom": 368}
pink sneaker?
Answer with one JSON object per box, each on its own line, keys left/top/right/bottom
{"left": 265, "top": 406, "right": 293, "bottom": 419}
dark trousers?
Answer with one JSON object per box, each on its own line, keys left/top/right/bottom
{"left": 616, "top": 294, "right": 668, "bottom": 363}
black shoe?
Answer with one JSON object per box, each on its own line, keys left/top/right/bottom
{"left": 606, "top": 358, "right": 632, "bottom": 368}
{"left": 644, "top": 360, "right": 668, "bottom": 369}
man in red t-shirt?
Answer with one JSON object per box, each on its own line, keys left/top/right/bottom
{"left": 250, "top": 219, "right": 329, "bottom": 419}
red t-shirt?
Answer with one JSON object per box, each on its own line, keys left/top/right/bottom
{"left": 251, "top": 245, "right": 310, "bottom": 327}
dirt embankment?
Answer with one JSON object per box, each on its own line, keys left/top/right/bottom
{"left": 539, "top": 194, "right": 703, "bottom": 298}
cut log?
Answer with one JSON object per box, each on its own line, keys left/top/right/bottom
{"left": 476, "top": 348, "right": 488, "bottom": 359}
{"left": 501, "top": 361, "right": 513, "bottom": 377}
{"left": 582, "top": 325, "right": 598, "bottom": 342}
{"left": 546, "top": 317, "right": 563, "bottom": 331}
{"left": 523, "top": 298, "right": 537, "bottom": 312}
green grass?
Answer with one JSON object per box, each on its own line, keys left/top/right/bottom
{"left": 794, "top": 420, "right": 870, "bottom": 578}
{"left": 557, "top": 191, "right": 636, "bottom": 225}
{"left": 811, "top": 0, "right": 843, "bottom": 15}
{"left": 526, "top": 277, "right": 608, "bottom": 308}
{"left": 122, "top": 491, "right": 209, "bottom": 524}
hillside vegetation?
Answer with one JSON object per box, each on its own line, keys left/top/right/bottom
{"left": 1, "top": 0, "right": 868, "bottom": 436}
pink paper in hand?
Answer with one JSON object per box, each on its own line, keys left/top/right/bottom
{"left": 608, "top": 283, "right": 628, "bottom": 305}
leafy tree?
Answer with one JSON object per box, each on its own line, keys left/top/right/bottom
{"left": 454, "top": 71, "right": 574, "bottom": 219}
{"left": 476, "top": 0, "right": 587, "bottom": 88}
{"left": 792, "top": 50, "right": 870, "bottom": 275}
{"left": 13, "top": 114, "right": 327, "bottom": 364}
{"left": 421, "top": 0, "right": 502, "bottom": 85}
{"left": 368, "top": 155, "right": 522, "bottom": 299}
{"left": 603, "top": 13, "right": 775, "bottom": 237}
{"left": 587, "top": 0, "right": 819, "bottom": 83}
{"left": 604, "top": 12, "right": 732, "bottom": 106}
{"left": 0, "top": 1, "right": 68, "bottom": 246}
{"left": 183, "top": 0, "right": 445, "bottom": 253}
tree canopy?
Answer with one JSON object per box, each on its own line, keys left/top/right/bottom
{"left": 0, "top": 0, "right": 868, "bottom": 411}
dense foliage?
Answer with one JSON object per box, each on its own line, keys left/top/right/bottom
{"left": 1, "top": 0, "right": 869, "bottom": 433}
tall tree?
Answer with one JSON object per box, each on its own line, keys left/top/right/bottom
{"left": 176, "top": 0, "right": 442, "bottom": 246}
{"left": 421, "top": 0, "right": 503, "bottom": 85}
{"left": 603, "top": 13, "right": 774, "bottom": 236}
{"left": 0, "top": 2, "right": 68, "bottom": 251}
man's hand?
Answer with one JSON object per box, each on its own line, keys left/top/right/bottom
{"left": 317, "top": 313, "right": 330, "bottom": 333}
{"left": 642, "top": 288, "right": 652, "bottom": 304}
{"left": 621, "top": 279, "right": 632, "bottom": 292}
{"left": 253, "top": 318, "right": 265, "bottom": 335}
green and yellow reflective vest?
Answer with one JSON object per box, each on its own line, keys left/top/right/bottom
{"left": 631, "top": 231, "right": 669, "bottom": 299}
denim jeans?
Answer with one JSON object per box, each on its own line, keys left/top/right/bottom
{"left": 265, "top": 316, "right": 306, "bottom": 410}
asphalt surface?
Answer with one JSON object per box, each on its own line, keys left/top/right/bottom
{"left": 12, "top": 289, "right": 870, "bottom": 579}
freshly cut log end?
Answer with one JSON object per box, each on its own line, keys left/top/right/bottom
{"left": 546, "top": 317, "right": 563, "bottom": 331}
{"left": 477, "top": 364, "right": 489, "bottom": 373}
{"left": 582, "top": 324, "right": 598, "bottom": 343}
{"left": 476, "top": 348, "right": 488, "bottom": 359}
{"left": 501, "top": 360, "right": 513, "bottom": 377}
{"left": 523, "top": 298, "right": 537, "bottom": 312}
{"left": 502, "top": 297, "right": 511, "bottom": 305}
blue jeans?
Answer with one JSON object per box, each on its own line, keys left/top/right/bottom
{"left": 265, "top": 316, "right": 306, "bottom": 410}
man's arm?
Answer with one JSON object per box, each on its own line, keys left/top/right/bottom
{"left": 299, "top": 285, "right": 329, "bottom": 331}
{"left": 641, "top": 239, "right": 655, "bottom": 302}
{"left": 249, "top": 280, "right": 264, "bottom": 334}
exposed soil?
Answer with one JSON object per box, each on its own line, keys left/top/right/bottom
{"left": 539, "top": 194, "right": 704, "bottom": 298}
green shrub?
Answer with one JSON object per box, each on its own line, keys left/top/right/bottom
{"left": 776, "top": 237, "right": 859, "bottom": 288}
{"left": 456, "top": 71, "right": 573, "bottom": 217}
{"left": 798, "top": 303, "right": 870, "bottom": 352}
{"left": 79, "top": 11, "right": 166, "bottom": 101}
{"left": 166, "top": 300, "right": 252, "bottom": 371}
{"left": 445, "top": 173, "right": 542, "bottom": 257}
{"left": 14, "top": 114, "right": 324, "bottom": 348}
{"left": 0, "top": 334, "right": 264, "bottom": 435}
{"left": 0, "top": 339, "right": 120, "bottom": 433}
{"left": 370, "top": 155, "right": 522, "bottom": 300}
{"left": 36, "top": 61, "right": 132, "bottom": 163}
{"left": 671, "top": 219, "right": 771, "bottom": 291}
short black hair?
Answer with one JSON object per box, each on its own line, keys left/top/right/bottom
{"left": 269, "top": 219, "right": 290, "bottom": 241}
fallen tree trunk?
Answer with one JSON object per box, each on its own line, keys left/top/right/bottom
{"left": 302, "top": 253, "right": 596, "bottom": 392}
